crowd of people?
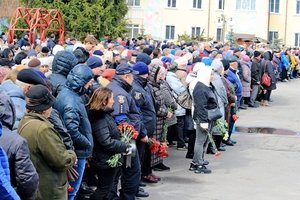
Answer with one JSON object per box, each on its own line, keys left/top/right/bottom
{"left": 0, "top": 32, "right": 298, "bottom": 200}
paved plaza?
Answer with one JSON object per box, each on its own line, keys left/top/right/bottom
{"left": 146, "top": 79, "right": 300, "bottom": 200}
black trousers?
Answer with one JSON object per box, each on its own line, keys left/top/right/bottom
{"left": 262, "top": 90, "right": 272, "bottom": 101}
{"left": 90, "top": 167, "right": 118, "bottom": 200}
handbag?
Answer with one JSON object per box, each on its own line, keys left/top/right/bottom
{"left": 67, "top": 166, "right": 79, "bottom": 182}
{"left": 261, "top": 62, "right": 271, "bottom": 87}
{"left": 207, "top": 107, "right": 223, "bottom": 121}
{"left": 175, "top": 90, "right": 192, "bottom": 109}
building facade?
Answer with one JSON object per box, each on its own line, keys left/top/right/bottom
{"left": 126, "top": 0, "right": 300, "bottom": 47}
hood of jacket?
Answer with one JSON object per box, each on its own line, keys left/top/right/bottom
{"left": 52, "top": 50, "right": 78, "bottom": 76}
{"left": 66, "top": 64, "right": 93, "bottom": 95}
{"left": 0, "top": 80, "right": 25, "bottom": 100}
{"left": 148, "top": 64, "right": 161, "bottom": 86}
{"left": 263, "top": 51, "right": 272, "bottom": 61}
{"left": 196, "top": 64, "right": 213, "bottom": 87}
{"left": 0, "top": 90, "right": 15, "bottom": 130}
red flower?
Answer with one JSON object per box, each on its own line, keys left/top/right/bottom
{"left": 232, "top": 115, "right": 239, "bottom": 121}
{"left": 214, "top": 152, "right": 221, "bottom": 157}
{"left": 67, "top": 185, "right": 74, "bottom": 192}
{"left": 118, "top": 122, "right": 139, "bottom": 142}
{"left": 159, "top": 150, "right": 168, "bottom": 157}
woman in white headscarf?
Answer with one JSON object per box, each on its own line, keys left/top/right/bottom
{"left": 189, "top": 64, "right": 219, "bottom": 174}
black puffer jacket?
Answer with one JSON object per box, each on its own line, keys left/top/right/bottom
{"left": 48, "top": 50, "right": 78, "bottom": 96}
{"left": 88, "top": 109, "right": 128, "bottom": 169}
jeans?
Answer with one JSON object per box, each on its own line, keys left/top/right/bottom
{"left": 90, "top": 167, "right": 119, "bottom": 200}
{"left": 68, "top": 158, "right": 86, "bottom": 200}
{"left": 249, "top": 84, "right": 259, "bottom": 105}
{"left": 192, "top": 124, "right": 209, "bottom": 165}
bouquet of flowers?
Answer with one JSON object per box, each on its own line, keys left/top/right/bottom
{"left": 215, "top": 118, "right": 229, "bottom": 141}
{"left": 107, "top": 122, "right": 139, "bottom": 168}
{"left": 148, "top": 138, "right": 169, "bottom": 157}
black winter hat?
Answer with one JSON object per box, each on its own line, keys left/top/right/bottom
{"left": 221, "top": 59, "right": 230, "bottom": 71}
{"left": 253, "top": 50, "right": 261, "bottom": 58}
{"left": 136, "top": 53, "right": 151, "bottom": 65}
{"left": 17, "top": 68, "right": 47, "bottom": 86}
{"left": 25, "top": 85, "right": 55, "bottom": 112}
{"left": 73, "top": 47, "right": 89, "bottom": 64}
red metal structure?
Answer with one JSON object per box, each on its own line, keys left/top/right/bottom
{"left": 7, "top": 7, "right": 64, "bottom": 46}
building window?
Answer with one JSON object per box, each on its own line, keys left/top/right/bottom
{"left": 127, "top": 24, "right": 139, "bottom": 38}
{"left": 218, "top": 0, "right": 225, "bottom": 10}
{"left": 269, "top": 0, "right": 279, "bottom": 13}
{"left": 193, "top": 0, "right": 202, "bottom": 9}
{"left": 236, "top": 0, "right": 256, "bottom": 11}
{"left": 216, "top": 28, "right": 223, "bottom": 42}
{"left": 191, "top": 27, "right": 201, "bottom": 38}
{"left": 295, "top": 33, "right": 300, "bottom": 47}
{"left": 166, "top": 25, "right": 175, "bottom": 39}
{"left": 127, "top": 0, "right": 140, "bottom": 6}
{"left": 268, "top": 31, "right": 278, "bottom": 43}
{"left": 297, "top": 0, "right": 300, "bottom": 14}
{"left": 167, "top": 0, "right": 176, "bottom": 8}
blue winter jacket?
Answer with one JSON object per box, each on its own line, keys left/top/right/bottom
{"left": 54, "top": 64, "right": 93, "bottom": 158}
{"left": 0, "top": 80, "right": 25, "bottom": 130}
{"left": 226, "top": 68, "right": 243, "bottom": 106}
{"left": 107, "top": 76, "right": 144, "bottom": 137}
{"left": 131, "top": 75, "right": 156, "bottom": 137}
{"left": 0, "top": 123, "right": 21, "bottom": 200}
{"left": 280, "top": 53, "right": 290, "bottom": 70}
{"left": 48, "top": 50, "right": 78, "bottom": 96}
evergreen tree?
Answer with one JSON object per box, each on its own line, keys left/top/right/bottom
{"left": 20, "top": 0, "right": 128, "bottom": 39}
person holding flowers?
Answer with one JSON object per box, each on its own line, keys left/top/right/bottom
{"left": 87, "top": 87, "right": 129, "bottom": 200}
{"left": 190, "top": 64, "right": 218, "bottom": 174}
{"left": 107, "top": 62, "right": 149, "bottom": 199}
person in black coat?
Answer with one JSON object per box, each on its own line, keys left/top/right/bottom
{"left": 261, "top": 51, "right": 277, "bottom": 106}
{"left": 190, "top": 65, "right": 218, "bottom": 174}
{"left": 87, "top": 87, "right": 129, "bottom": 200}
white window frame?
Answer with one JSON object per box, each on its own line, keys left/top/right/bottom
{"left": 192, "top": 0, "right": 202, "bottom": 9}
{"left": 236, "top": 0, "right": 256, "bottom": 11}
{"left": 269, "top": 0, "right": 280, "bottom": 13}
{"left": 296, "top": 0, "right": 300, "bottom": 14}
{"left": 127, "top": 24, "right": 140, "bottom": 38}
{"left": 166, "top": 25, "right": 175, "bottom": 39}
{"left": 191, "top": 27, "right": 201, "bottom": 38}
{"left": 218, "top": 0, "right": 225, "bottom": 10}
{"left": 127, "top": 0, "right": 140, "bottom": 7}
{"left": 268, "top": 31, "right": 278, "bottom": 43}
{"left": 295, "top": 33, "right": 300, "bottom": 47}
{"left": 167, "top": 0, "right": 176, "bottom": 8}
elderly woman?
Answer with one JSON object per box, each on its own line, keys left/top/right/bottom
{"left": 209, "top": 59, "right": 228, "bottom": 152}
{"left": 189, "top": 64, "right": 219, "bottom": 174}
{"left": 18, "top": 85, "right": 77, "bottom": 200}
{"left": 148, "top": 63, "right": 173, "bottom": 172}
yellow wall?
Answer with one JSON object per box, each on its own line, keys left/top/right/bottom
{"left": 126, "top": 0, "right": 300, "bottom": 46}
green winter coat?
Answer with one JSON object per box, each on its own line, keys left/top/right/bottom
{"left": 18, "top": 112, "right": 77, "bottom": 200}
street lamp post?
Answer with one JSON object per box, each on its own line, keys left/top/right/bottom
{"left": 216, "top": 14, "right": 234, "bottom": 44}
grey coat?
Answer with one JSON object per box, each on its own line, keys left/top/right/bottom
{"left": 166, "top": 71, "right": 186, "bottom": 116}
{"left": 240, "top": 61, "right": 251, "bottom": 97}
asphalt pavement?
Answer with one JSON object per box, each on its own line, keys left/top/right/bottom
{"left": 145, "top": 79, "right": 300, "bottom": 200}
